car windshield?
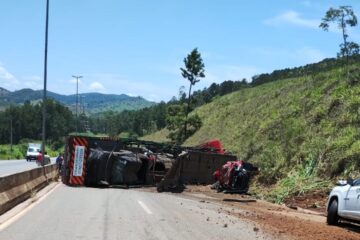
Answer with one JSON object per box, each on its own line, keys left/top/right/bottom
{"left": 28, "top": 148, "right": 35, "bottom": 152}
{"left": 353, "top": 178, "right": 360, "bottom": 186}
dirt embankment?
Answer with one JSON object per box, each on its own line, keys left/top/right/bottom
{"left": 180, "top": 185, "right": 360, "bottom": 240}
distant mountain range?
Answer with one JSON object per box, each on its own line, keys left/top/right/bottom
{"left": 0, "top": 87, "right": 156, "bottom": 114}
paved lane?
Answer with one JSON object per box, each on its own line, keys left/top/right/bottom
{"left": 0, "top": 158, "right": 55, "bottom": 177}
{"left": 0, "top": 184, "right": 272, "bottom": 240}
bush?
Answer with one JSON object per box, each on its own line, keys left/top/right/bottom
{"left": 0, "top": 145, "right": 25, "bottom": 160}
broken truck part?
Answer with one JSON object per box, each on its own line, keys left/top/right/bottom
{"left": 213, "top": 160, "right": 259, "bottom": 194}
{"left": 157, "top": 150, "right": 236, "bottom": 191}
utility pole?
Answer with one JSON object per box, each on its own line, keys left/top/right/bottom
{"left": 10, "top": 116, "right": 13, "bottom": 152}
{"left": 81, "top": 95, "right": 85, "bottom": 114}
{"left": 41, "top": 0, "right": 50, "bottom": 166}
{"left": 8, "top": 105, "right": 13, "bottom": 152}
{"left": 72, "top": 75, "right": 83, "bottom": 132}
{"left": 81, "top": 96, "right": 90, "bottom": 132}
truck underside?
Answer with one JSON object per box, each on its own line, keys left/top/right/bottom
{"left": 62, "top": 135, "right": 237, "bottom": 191}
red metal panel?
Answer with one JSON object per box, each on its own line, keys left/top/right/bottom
{"left": 69, "top": 137, "right": 88, "bottom": 186}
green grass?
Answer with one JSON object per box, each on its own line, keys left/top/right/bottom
{"left": 262, "top": 167, "right": 332, "bottom": 204}
{"left": 140, "top": 128, "right": 170, "bottom": 142}
{"left": 0, "top": 144, "right": 28, "bottom": 160}
{"left": 144, "top": 64, "right": 360, "bottom": 202}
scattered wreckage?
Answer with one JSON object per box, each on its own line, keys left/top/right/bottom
{"left": 212, "top": 160, "right": 258, "bottom": 193}
{"left": 61, "top": 135, "right": 257, "bottom": 193}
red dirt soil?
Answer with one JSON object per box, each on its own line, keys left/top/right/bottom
{"left": 283, "top": 189, "right": 329, "bottom": 213}
{"left": 180, "top": 185, "right": 360, "bottom": 240}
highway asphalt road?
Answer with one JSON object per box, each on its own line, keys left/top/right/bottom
{"left": 0, "top": 184, "right": 272, "bottom": 240}
{"left": 0, "top": 158, "right": 55, "bottom": 177}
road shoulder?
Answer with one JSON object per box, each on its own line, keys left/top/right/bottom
{"left": 0, "top": 181, "right": 59, "bottom": 231}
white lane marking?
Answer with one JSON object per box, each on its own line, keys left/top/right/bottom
{"left": 0, "top": 183, "right": 61, "bottom": 231}
{"left": 138, "top": 200, "right": 153, "bottom": 215}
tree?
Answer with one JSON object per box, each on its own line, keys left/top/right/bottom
{"left": 0, "top": 100, "right": 74, "bottom": 144}
{"left": 166, "top": 104, "right": 202, "bottom": 144}
{"left": 178, "top": 86, "right": 187, "bottom": 103}
{"left": 180, "top": 48, "right": 205, "bottom": 137}
{"left": 319, "top": 6, "right": 359, "bottom": 61}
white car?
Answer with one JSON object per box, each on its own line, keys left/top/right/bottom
{"left": 26, "top": 145, "right": 41, "bottom": 161}
{"left": 327, "top": 178, "right": 360, "bottom": 225}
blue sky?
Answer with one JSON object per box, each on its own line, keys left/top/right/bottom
{"left": 0, "top": 0, "right": 359, "bottom": 102}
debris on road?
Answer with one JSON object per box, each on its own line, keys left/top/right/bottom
{"left": 212, "top": 160, "right": 258, "bottom": 194}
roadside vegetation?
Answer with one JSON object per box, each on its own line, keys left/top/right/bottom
{"left": 0, "top": 142, "right": 60, "bottom": 160}
{"left": 0, "top": 99, "right": 73, "bottom": 159}
{"left": 0, "top": 99, "right": 74, "bottom": 145}
{"left": 0, "top": 144, "right": 28, "bottom": 160}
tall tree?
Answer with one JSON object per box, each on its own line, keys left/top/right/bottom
{"left": 319, "top": 6, "right": 359, "bottom": 61}
{"left": 180, "top": 48, "right": 205, "bottom": 137}
{"left": 166, "top": 104, "right": 202, "bottom": 144}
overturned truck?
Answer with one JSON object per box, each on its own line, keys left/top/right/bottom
{"left": 62, "top": 135, "right": 240, "bottom": 191}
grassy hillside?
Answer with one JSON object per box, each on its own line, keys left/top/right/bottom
{"left": 140, "top": 128, "right": 170, "bottom": 142}
{"left": 144, "top": 64, "right": 360, "bottom": 201}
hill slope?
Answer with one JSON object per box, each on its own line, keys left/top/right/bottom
{"left": 0, "top": 89, "right": 155, "bottom": 114}
{"left": 0, "top": 87, "right": 9, "bottom": 97}
{"left": 145, "top": 65, "right": 360, "bottom": 189}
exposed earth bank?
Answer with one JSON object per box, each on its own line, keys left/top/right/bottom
{"left": 146, "top": 185, "right": 360, "bottom": 240}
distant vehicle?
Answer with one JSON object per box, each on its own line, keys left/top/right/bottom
{"left": 26, "top": 143, "right": 41, "bottom": 161}
{"left": 327, "top": 177, "right": 360, "bottom": 225}
{"left": 36, "top": 151, "right": 51, "bottom": 166}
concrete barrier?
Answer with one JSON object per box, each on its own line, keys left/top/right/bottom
{"left": 0, "top": 164, "right": 58, "bottom": 215}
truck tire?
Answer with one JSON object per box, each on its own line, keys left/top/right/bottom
{"left": 327, "top": 199, "right": 339, "bottom": 225}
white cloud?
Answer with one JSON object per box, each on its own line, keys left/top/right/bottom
{"left": 89, "top": 81, "right": 105, "bottom": 92}
{"left": 264, "top": 10, "right": 319, "bottom": 29}
{"left": 22, "top": 75, "right": 42, "bottom": 89}
{"left": 0, "top": 65, "right": 19, "bottom": 90}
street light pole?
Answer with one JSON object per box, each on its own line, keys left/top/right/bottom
{"left": 41, "top": 0, "right": 50, "bottom": 166}
{"left": 9, "top": 115, "right": 13, "bottom": 152}
{"left": 72, "top": 75, "right": 83, "bottom": 132}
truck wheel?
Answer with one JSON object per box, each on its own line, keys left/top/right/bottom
{"left": 327, "top": 199, "right": 339, "bottom": 225}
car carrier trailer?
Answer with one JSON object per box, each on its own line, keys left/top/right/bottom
{"left": 62, "top": 135, "right": 237, "bottom": 191}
